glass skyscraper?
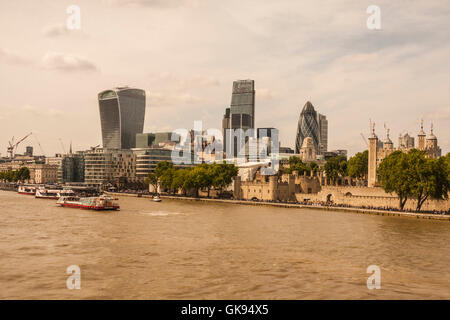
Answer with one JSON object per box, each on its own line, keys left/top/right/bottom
{"left": 295, "top": 101, "right": 327, "bottom": 154}
{"left": 98, "top": 87, "right": 146, "bottom": 149}
{"left": 230, "top": 80, "right": 255, "bottom": 130}
{"left": 223, "top": 80, "right": 256, "bottom": 158}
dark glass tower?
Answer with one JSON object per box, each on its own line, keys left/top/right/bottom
{"left": 98, "top": 87, "right": 146, "bottom": 149}
{"left": 230, "top": 80, "right": 255, "bottom": 130}
{"left": 295, "top": 101, "right": 320, "bottom": 153}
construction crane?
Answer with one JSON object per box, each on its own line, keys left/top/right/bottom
{"left": 33, "top": 134, "right": 46, "bottom": 156}
{"left": 59, "top": 138, "right": 67, "bottom": 154}
{"left": 7, "top": 132, "right": 32, "bottom": 158}
{"left": 360, "top": 133, "right": 369, "bottom": 148}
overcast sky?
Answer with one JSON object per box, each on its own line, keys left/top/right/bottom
{"left": 0, "top": 0, "right": 449, "bottom": 157}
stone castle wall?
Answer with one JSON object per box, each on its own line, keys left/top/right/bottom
{"left": 295, "top": 186, "right": 450, "bottom": 211}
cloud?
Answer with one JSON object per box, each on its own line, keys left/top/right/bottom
{"left": 20, "top": 105, "right": 64, "bottom": 118}
{"left": 42, "top": 24, "right": 69, "bottom": 37}
{"left": 41, "top": 52, "right": 98, "bottom": 72}
{"left": 257, "top": 88, "right": 277, "bottom": 100}
{"left": 149, "top": 91, "right": 207, "bottom": 108}
{"left": 148, "top": 73, "right": 220, "bottom": 90}
{"left": 0, "top": 48, "right": 33, "bottom": 66}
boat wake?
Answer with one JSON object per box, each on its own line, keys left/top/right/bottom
{"left": 140, "top": 211, "right": 183, "bottom": 217}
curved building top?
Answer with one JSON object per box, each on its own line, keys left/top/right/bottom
{"left": 98, "top": 87, "right": 145, "bottom": 100}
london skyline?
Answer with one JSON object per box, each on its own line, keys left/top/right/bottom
{"left": 1, "top": 0, "right": 449, "bottom": 157}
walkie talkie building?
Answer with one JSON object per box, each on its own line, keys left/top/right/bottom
{"left": 98, "top": 87, "right": 146, "bottom": 149}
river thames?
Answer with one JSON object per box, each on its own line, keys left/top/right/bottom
{"left": 0, "top": 190, "right": 449, "bottom": 299}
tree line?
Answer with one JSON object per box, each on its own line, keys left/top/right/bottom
{"left": 377, "top": 149, "right": 449, "bottom": 211}
{"left": 284, "top": 151, "right": 368, "bottom": 184}
{"left": 145, "top": 161, "right": 239, "bottom": 197}
{"left": 0, "top": 167, "right": 30, "bottom": 183}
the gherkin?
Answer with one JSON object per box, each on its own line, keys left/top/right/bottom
{"left": 295, "top": 101, "right": 320, "bottom": 154}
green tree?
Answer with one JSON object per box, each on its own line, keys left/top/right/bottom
{"left": 144, "top": 173, "right": 158, "bottom": 194}
{"left": 377, "top": 151, "right": 411, "bottom": 210}
{"left": 348, "top": 150, "right": 368, "bottom": 180}
{"left": 154, "top": 161, "right": 173, "bottom": 179}
{"left": 407, "top": 149, "right": 450, "bottom": 211}
{"left": 285, "top": 157, "right": 310, "bottom": 175}
{"left": 172, "top": 169, "right": 189, "bottom": 195}
{"left": 324, "top": 155, "right": 347, "bottom": 184}
{"left": 16, "top": 167, "right": 30, "bottom": 182}
{"left": 159, "top": 167, "right": 176, "bottom": 194}
{"left": 309, "top": 162, "right": 319, "bottom": 174}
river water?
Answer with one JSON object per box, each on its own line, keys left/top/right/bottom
{"left": 0, "top": 190, "right": 449, "bottom": 299}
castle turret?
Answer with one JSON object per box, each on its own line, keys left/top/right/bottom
{"left": 288, "top": 174, "right": 296, "bottom": 201}
{"left": 368, "top": 123, "right": 378, "bottom": 187}
{"left": 418, "top": 119, "right": 426, "bottom": 150}
{"left": 233, "top": 176, "right": 241, "bottom": 200}
{"left": 426, "top": 123, "right": 438, "bottom": 157}
{"left": 383, "top": 128, "right": 393, "bottom": 151}
{"left": 269, "top": 175, "right": 278, "bottom": 201}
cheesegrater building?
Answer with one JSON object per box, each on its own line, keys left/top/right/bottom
{"left": 98, "top": 87, "right": 146, "bottom": 149}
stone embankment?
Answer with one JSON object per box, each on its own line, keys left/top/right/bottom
{"left": 105, "top": 192, "right": 450, "bottom": 221}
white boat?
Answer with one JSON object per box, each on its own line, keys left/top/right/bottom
{"left": 18, "top": 185, "right": 36, "bottom": 195}
{"left": 153, "top": 196, "right": 162, "bottom": 202}
{"left": 35, "top": 188, "right": 60, "bottom": 199}
{"left": 59, "top": 189, "right": 76, "bottom": 197}
{"left": 36, "top": 188, "right": 75, "bottom": 200}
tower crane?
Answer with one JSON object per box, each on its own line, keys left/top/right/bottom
{"left": 7, "top": 132, "right": 32, "bottom": 158}
{"left": 33, "top": 134, "right": 46, "bottom": 156}
{"left": 360, "top": 133, "right": 369, "bottom": 148}
{"left": 59, "top": 138, "right": 67, "bottom": 154}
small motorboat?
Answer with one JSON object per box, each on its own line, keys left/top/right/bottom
{"left": 153, "top": 195, "right": 162, "bottom": 202}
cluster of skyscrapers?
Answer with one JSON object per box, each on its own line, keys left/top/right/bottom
{"left": 1, "top": 81, "right": 334, "bottom": 187}
{"left": 87, "top": 81, "right": 332, "bottom": 186}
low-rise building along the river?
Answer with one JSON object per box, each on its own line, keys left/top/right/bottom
{"left": 234, "top": 169, "right": 321, "bottom": 202}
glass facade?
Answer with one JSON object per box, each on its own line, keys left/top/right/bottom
{"left": 295, "top": 101, "right": 320, "bottom": 154}
{"left": 134, "top": 148, "right": 193, "bottom": 180}
{"left": 98, "top": 87, "right": 146, "bottom": 149}
{"left": 230, "top": 80, "right": 255, "bottom": 130}
{"left": 61, "top": 153, "right": 85, "bottom": 183}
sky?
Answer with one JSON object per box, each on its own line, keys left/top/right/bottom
{"left": 0, "top": 0, "right": 449, "bottom": 157}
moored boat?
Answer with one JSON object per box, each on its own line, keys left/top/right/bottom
{"left": 35, "top": 188, "right": 60, "bottom": 199}
{"left": 57, "top": 195, "right": 120, "bottom": 211}
{"left": 18, "top": 185, "right": 36, "bottom": 195}
{"left": 152, "top": 195, "right": 162, "bottom": 202}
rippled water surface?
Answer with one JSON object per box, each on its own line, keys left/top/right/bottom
{"left": 0, "top": 190, "right": 449, "bottom": 299}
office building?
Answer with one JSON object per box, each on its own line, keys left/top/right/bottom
{"left": 98, "top": 87, "right": 146, "bottom": 149}
{"left": 295, "top": 101, "right": 327, "bottom": 155}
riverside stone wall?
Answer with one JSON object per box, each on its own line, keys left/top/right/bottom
{"left": 295, "top": 186, "right": 449, "bottom": 212}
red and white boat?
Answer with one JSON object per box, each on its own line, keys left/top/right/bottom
{"left": 57, "top": 195, "right": 120, "bottom": 211}
{"left": 18, "top": 185, "right": 36, "bottom": 195}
